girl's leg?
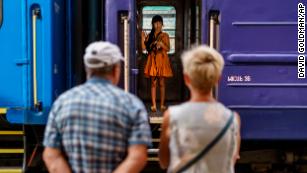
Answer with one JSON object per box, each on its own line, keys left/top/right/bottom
{"left": 159, "top": 77, "right": 166, "bottom": 110}
{"left": 151, "top": 77, "right": 157, "bottom": 111}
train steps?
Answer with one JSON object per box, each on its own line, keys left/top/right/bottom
{"left": 0, "top": 110, "right": 24, "bottom": 173}
{"left": 148, "top": 110, "right": 163, "bottom": 163}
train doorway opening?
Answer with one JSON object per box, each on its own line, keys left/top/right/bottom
{"left": 136, "top": 0, "right": 202, "bottom": 116}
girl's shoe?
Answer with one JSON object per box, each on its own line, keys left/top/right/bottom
{"left": 151, "top": 106, "right": 157, "bottom": 112}
{"left": 160, "top": 105, "right": 167, "bottom": 112}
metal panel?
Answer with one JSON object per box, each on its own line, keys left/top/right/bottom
{"left": 202, "top": 0, "right": 307, "bottom": 139}
{"left": 239, "top": 109, "right": 307, "bottom": 140}
{"left": 52, "top": 0, "right": 67, "bottom": 101}
{"left": 105, "top": 0, "right": 137, "bottom": 93}
{"left": 219, "top": 0, "right": 302, "bottom": 52}
{"left": 105, "top": 0, "right": 131, "bottom": 44}
{"left": 0, "top": 0, "right": 26, "bottom": 109}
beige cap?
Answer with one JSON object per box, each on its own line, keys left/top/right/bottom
{"left": 84, "top": 41, "right": 124, "bottom": 68}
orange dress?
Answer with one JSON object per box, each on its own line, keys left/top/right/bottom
{"left": 144, "top": 32, "right": 173, "bottom": 78}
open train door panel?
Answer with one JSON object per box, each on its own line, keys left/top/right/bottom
{"left": 105, "top": 0, "right": 192, "bottom": 107}
{"left": 0, "top": 0, "right": 26, "bottom": 119}
{"left": 203, "top": 0, "right": 307, "bottom": 139}
{"left": 105, "top": 0, "right": 138, "bottom": 93}
{"left": 136, "top": 2, "right": 186, "bottom": 105}
{"left": 0, "top": 0, "right": 66, "bottom": 124}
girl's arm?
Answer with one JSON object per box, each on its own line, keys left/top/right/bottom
{"left": 141, "top": 31, "right": 148, "bottom": 51}
{"left": 157, "top": 33, "right": 170, "bottom": 52}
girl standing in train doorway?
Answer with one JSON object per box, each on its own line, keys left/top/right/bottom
{"left": 142, "top": 15, "right": 173, "bottom": 112}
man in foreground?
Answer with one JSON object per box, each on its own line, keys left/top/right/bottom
{"left": 43, "top": 41, "right": 152, "bottom": 173}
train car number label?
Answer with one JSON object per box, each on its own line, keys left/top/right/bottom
{"left": 227, "top": 75, "right": 251, "bottom": 82}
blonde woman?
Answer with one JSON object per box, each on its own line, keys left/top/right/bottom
{"left": 159, "top": 45, "right": 241, "bottom": 173}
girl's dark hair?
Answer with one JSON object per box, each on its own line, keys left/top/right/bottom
{"left": 145, "top": 15, "right": 163, "bottom": 52}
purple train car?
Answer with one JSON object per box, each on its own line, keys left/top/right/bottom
{"left": 105, "top": 0, "right": 307, "bottom": 171}
{"left": 105, "top": 0, "right": 307, "bottom": 140}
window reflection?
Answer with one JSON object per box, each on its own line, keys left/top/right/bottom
{"left": 142, "top": 6, "right": 176, "bottom": 54}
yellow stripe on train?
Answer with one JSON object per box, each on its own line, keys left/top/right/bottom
{"left": 0, "top": 108, "right": 7, "bottom": 114}
{"left": 0, "top": 149, "right": 24, "bottom": 154}
{"left": 0, "top": 169, "right": 22, "bottom": 173}
{"left": 0, "top": 131, "right": 24, "bottom": 135}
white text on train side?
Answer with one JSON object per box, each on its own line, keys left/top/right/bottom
{"left": 298, "top": 3, "right": 305, "bottom": 78}
{"left": 227, "top": 75, "right": 252, "bottom": 82}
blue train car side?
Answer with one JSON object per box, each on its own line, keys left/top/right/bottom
{"left": 0, "top": 0, "right": 67, "bottom": 124}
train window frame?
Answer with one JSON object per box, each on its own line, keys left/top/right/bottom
{"left": 0, "top": 0, "right": 2, "bottom": 28}
{"left": 142, "top": 6, "right": 176, "bottom": 54}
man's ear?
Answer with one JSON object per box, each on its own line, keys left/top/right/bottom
{"left": 183, "top": 73, "right": 191, "bottom": 87}
{"left": 112, "top": 63, "right": 121, "bottom": 85}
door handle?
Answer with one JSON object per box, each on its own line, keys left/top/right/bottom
{"left": 32, "top": 8, "right": 42, "bottom": 111}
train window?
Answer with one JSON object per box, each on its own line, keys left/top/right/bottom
{"left": 142, "top": 6, "right": 176, "bottom": 54}
{"left": 0, "top": 0, "right": 2, "bottom": 28}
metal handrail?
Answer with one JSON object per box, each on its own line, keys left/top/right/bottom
{"left": 123, "top": 16, "right": 129, "bottom": 92}
{"left": 209, "top": 15, "right": 215, "bottom": 48}
{"left": 209, "top": 12, "right": 219, "bottom": 98}
{"left": 32, "top": 9, "right": 40, "bottom": 107}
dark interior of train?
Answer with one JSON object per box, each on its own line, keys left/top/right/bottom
{"left": 136, "top": 0, "right": 201, "bottom": 114}
{"left": 137, "top": 0, "right": 200, "bottom": 111}
{"left": 70, "top": 0, "right": 201, "bottom": 114}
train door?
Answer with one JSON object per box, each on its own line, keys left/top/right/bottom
{"left": 0, "top": 5, "right": 28, "bottom": 170}
{"left": 105, "top": 0, "right": 138, "bottom": 93}
{"left": 136, "top": 0, "right": 201, "bottom": 113}
{"left": 105, "top": 0, "right": 201, "bottom": 113}
{"left": 137, "top": 2, "right": 183, "bottom": 113}
{"left": 0, "top": 0, "right": 27, "bottom": 118}
{"left": 203, "top": 0, "right": 307, "bottom": 139}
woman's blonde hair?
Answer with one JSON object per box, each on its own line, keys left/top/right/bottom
{"left": 181, "top": 45, "right": 224, "bottom": 92}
